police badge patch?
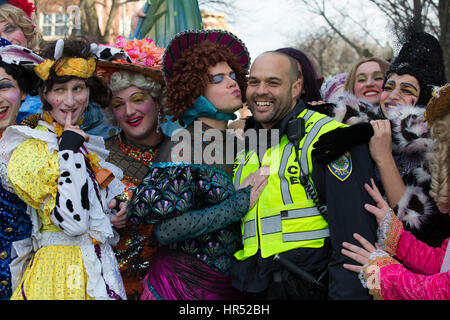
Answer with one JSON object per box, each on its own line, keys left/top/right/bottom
{"left": 327, "top": 152, "right": 352, "bottom": 181}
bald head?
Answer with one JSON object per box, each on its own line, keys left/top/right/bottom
{"left": 256, "top": 51, "right": 299, "bottom": 83}
{"left": 246, "top": 51, "right": 302, "bottom": 129}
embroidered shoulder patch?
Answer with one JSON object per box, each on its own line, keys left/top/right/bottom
{"left": 327, "top": 152, "right": 352, "bottom": 181}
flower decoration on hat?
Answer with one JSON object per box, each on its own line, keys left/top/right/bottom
{"left": 95, "top": 35, "right": 165, "bottom": 85}
{"left": 109, "top": 35, "right": 164, "bottom": 69}
{"left": 0, "top": 0, "right": 36, "bottom": 19}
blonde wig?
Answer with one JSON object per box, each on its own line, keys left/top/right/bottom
{"left": 106, "top": 69, "right": 166, "bottom": 125}
{"left": 0, "top": 3, "right": 42, "bottom": 50}
{"left": 428, "top": 112, "right": 450, "bottom": 214}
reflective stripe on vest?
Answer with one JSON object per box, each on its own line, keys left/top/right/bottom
{"left": 233, "top": 109, "right": 346, "bottom": 260}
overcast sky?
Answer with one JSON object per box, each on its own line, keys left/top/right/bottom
{"left": 202, "top": 0, "right": 391, "bottom": 62}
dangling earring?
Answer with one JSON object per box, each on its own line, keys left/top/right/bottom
{"left": 156, "top": 109, "right": 161, "bottom": 133}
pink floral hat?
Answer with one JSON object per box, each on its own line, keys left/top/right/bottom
{"left": 96, "top": 36, "right": 165, "bottom": 85}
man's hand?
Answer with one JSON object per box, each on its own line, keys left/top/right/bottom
{"left": 108, "top": 198, "right": 128, "bottom": 229}
{"left": 239, "top": 166, "right": 269, "bottom": 209}
{"left": 64, "top": 111, "right": 89, "bottom": 142}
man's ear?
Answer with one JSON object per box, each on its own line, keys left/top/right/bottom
{"left": 292, "top": 79, "right": 301, "bottom": 100}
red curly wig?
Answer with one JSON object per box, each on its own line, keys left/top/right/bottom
{"left": 165, "top": 41, "right": 248, "bottom": 121}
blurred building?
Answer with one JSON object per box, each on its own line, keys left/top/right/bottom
{"left": 35, "top": 0, "right": 231, "bottom": 42}
{"left": 35, "top": 0, "right": 141, "bottom": 42}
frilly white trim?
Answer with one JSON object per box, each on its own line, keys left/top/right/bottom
{"left": 376, "top": 209, "right": 394, "bottom": 250}
{"left": 9, "top": 237, "right": 34, "bottom": 292}
{"left": 358, "top": 250, "right": 390, "bottom": 289}
{"left": 0, "top": 123, "right": 127, "bottom": 299}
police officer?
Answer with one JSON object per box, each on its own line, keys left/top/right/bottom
{"left": 230, "top": 51, "right": 378, "bottom": 299}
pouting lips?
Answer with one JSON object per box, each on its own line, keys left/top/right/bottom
{"left": 232, "top": 89, "right": 241, "bottom": 96}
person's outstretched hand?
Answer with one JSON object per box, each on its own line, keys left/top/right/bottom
{"left": 239, "top": 166, "right": 269, "bottom": 209}
{"left": 364, "top": 178, "right": 391, "bottom": 225}
{"left": 342, "top": 233, "right": 382, "bottom": 273}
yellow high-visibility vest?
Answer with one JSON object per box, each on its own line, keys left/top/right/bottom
{"left": 233, "top": 109, "right": 346, "bottom": 260}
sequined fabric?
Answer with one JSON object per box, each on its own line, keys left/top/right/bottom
{"left": 114, "top": 222, "right": 159, "bottom": 299}
{"left": 0, "top": 179, "right": 31, "bottom": 298}
{"left": 129, "top": 163, "right": 243, "bottom": 275}
{"left": 106, "top": 132, "right": 161, "bottom": 300}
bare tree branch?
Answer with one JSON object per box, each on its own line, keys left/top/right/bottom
{"left": 336, "top": 10, "right": 384, "bottom": 47}
{"left": 300, "top": 0, "right": 372, "bottom": 57}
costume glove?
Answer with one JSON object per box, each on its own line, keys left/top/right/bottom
{"left": 59, "top": 130, "right": 85, "bottom": 152}
{"left": 312, "top": 122, "right": 374, "bottom": 164}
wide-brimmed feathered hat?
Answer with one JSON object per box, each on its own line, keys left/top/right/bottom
{"left": 95, "top": 36, "right": 165, "bottom": 85}
{"left": 162, "top": 29, "right": 251, "bottom": 84}
{"left": 384, "top": 30, "right": 447, "bottom": 106}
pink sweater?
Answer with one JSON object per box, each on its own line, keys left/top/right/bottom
{"left": 363, "top": 211, "right": 450, "bottom": 300}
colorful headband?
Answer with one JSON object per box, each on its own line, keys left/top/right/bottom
{"left": 34, "top": 39, "right": 96, "bottom": 80}
{"left": 34, "top": 57, "right": 96, "bottom": 80}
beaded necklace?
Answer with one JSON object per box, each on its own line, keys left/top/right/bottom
{"left": 115, "top": 132, "right": 159, "bottom": 167}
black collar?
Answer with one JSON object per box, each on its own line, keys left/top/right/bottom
{"left": 243, "top": 99, "right": 307, "bottom": 151}
{"left": 244, "top": 99, "right": 307, "bottom": 136}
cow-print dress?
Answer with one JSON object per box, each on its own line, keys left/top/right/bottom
{"left": 0, "top": 120, "right": 127, "bottom": 300}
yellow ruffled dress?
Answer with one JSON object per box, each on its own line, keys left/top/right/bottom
{"left": 8, "top": 138, "right": 93, "bottom": 300}
{"left": 2, "top": 123, "right": 126, "bottom": 300}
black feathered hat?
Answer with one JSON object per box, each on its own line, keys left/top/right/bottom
{"left": 384, "top": 30, "right": 447, "bottom": 106}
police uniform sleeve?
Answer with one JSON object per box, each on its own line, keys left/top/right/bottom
{"left": 312, "top": 142, "right": 378, "bottom": 300}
